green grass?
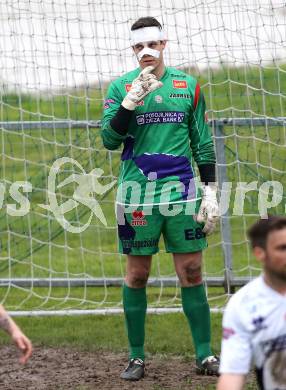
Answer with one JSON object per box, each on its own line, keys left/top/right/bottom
{"left": 0, "top": 65, "right": 279, "bottom": 390}
{"left": 1, "top": 89, "right": 104, "bottom": 121}
{"left": 0, "top": 313, "right": 222, "bottom": 355}
{"left": 0, "top": 63, "right": 285, "bottom": 313}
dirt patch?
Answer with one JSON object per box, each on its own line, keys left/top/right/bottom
{"left": 0, "top": 346, "right": 256, "bottom": 390}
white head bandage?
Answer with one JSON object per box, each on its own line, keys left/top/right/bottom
{"left": 137, "top": 47, "right": 160, "bottom": 61}
{"left": 130, "top": 26, "right": 166, "bottom": 46}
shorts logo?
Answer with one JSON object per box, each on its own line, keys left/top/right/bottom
{"left": 136, "top": 111, "right": 185, "bottom": 125}
{"left": 131, "top": 210, "right": 147, "bottom": 226}
{"left": 122, "top": 238, "right": 159, "bottom": 248}
{"left": 173, "top": 80, "right": 188, "bottom": 89}
{"left": 184, "top": 227, "right": 205, "bottom": 240}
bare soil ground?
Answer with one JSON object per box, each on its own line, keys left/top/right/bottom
{"left": 0, "top": 346, "right": 256, "bottom": 390}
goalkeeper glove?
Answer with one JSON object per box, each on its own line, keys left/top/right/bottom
{"left": 122, "top": 66, "right": 163, "bottom": 111}
{"left": 197, "top": 184, "right": 219, "bottom": 235}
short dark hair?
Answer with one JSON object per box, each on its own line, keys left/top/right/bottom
{"left": 247, "top": 216, "right": 286, "bottom": 249}
{"left": 131, "top": 17, "right": 162, "bottom": 31}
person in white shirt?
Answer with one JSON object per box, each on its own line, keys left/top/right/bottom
{"left": 217, "top": 215, "right": 286, "bottom": 390}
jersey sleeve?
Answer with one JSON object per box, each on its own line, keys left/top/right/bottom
{"left": 101, "top": 82, "right": 126, "bottom": 150}
{"left": 189, "top": 84, "right": 216, "bottom": 166}
{"left": 219, "top": 296, "right": 252, "bottom": 375}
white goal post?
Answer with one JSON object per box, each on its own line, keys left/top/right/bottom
{"left": 0, "top": 0, "right": 285, "bottom": 315}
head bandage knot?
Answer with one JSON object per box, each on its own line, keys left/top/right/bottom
{"left": 130, "top": 26, "right": 166, "bottom": 46}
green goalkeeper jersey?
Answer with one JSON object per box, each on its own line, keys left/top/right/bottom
{"left": 101, "top": 66, "right": 215, "bottom": 206}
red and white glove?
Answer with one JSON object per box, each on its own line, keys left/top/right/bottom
{"left": 197, "top": 184, "right": 219, "bottom": 235}
{"left": 122, "top": 66, "right": 163, "bottom": 110}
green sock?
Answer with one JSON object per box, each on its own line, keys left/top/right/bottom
{"left": 181, "top": 284, "right": 212, "bottom": 362}
{"left": 123, "top": 284, "right": 147, "bottom": 361}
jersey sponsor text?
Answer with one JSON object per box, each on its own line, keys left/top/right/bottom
{"left": 169, "top": 93, "right": 192, "bottom": 99}
{"left": 173, "top": 80, "right": 188, "bottom": 89}
{"left": 136, "top": 111, "right": 185, "bottom": 125}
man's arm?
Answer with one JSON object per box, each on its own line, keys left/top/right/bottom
{"left": 189, "top": 83, "right": 218, "bottom": 234}
{"left": 217, "top": 373, "right": 246, "bottom": 390}
{"left": 219, "top": 295, "right": 252, "bottom": 389}
{"left": 0, "top": 304, "right": 32, "bottom": 364}
{"left": 189, "top": 83, "right": 216, "bottom": 179}
{"left": 101, "top": 67, "right": 162, "bottom": 151}
{"left": 101, "top": 82, "right": 128, "bottom": 151}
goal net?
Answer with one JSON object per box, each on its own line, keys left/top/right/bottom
{"left": 0, "top": 0, "right": 285, "bottom": 315}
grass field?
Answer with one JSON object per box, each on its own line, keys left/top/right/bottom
{"left": 0, "top": 63, "right": 285, "bottom": 311}
{"left": 0, "top": 64, "right": 284, "bottom": 388}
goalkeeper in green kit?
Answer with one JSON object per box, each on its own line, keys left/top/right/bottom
{"left": 101, "top": 16, "right": 220, "bottom": 381}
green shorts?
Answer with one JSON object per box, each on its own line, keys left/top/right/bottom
{"left": 117, "top": 201, "right": 207, "bottom": 255}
